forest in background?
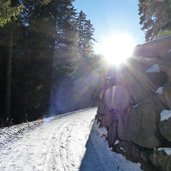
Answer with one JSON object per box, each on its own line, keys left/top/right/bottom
{"left": 1, "top": 0, "right": 171, "bottom": 127}
{"left": 0, "top": 0, "right": 104, "bottom": 126}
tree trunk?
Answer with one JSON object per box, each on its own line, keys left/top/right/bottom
{"left": 6, "top": 28, "right": 13, "bottom": 119}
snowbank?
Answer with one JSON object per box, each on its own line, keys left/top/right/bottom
{"left": 92, "top": 120, "right": 142, "bottom": 171}
{"left": 93, "top": 120, "right": 108, "bottom": 137}
{"left": 158, "top": 147, "right": 171, "bottom": 155}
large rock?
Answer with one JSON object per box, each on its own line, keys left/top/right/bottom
{"left": 127, "top": 57, "right": 158, "bottom": 72}
{"left": 163, "top": 81, "right": 171, "bottom": 107}
{"left": 117, "top": 109, "right": 131, "bottom": 142}
{"left": 157, "top": 54, "right": 171, "bottom": 81}
{"left": 124, "top": 72, "right": 154, "bottom": 104}
{"left": 105, "top": 85, "right": 130, "bottom": 111}
{"left": 114, "top": 140, "right": 141, "bottom": 162}
{"left": 133, "top": 44, "right": 160, "bottom": 58}
{"left": 133, "top": 37, "right": 171, "bottom": 59}
{"left": 96, "top": 37, "right": 171, "bottom": 170}
{"left": 166, "top": 69, "right": 171, "bottom": 82}
{"left": 105, "top": 65, "right": 155, "bottom": 105}
{"left": 101, "top": 109, "right": 113, "bottom": 128}
{"left": 149, "top": 150, "right": 171, "bottom": 171}
{"left": 159, "top": 115, "right": 171, "bottom": 142}
{"left": 146, "top": 71, "right": 168, "bottom": 88}
{"left": 107, "top": 122, "right": 118, "bottom": 147}
{"left": 126, "top": 98, "right": 163, "bottom": 148}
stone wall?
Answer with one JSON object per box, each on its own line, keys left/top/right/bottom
{"left": 96, "top": 41, "right": 171, "bottom": 171}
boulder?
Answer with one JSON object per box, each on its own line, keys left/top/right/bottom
{"left": 133, "top": 37, "right": 171, "bottom": 59}
{"left": 97, "top": 89, "right": 107, "bottom": 115}
{"left": 107, "top": 122, "right": 118, "bottom": 147}
{"left": 158, "top": 53, "right": 171, "bottom": 65}
{"left": 149, "top": 150, "right": 171, "bottom": 171}
{"left": 146, "top": 71, "right": 168, "bottom": 88}
{"left": 117, "top": 110, "right": 131, "bottom": 142}
{"left": 133, "top": 44, "right": 160, "bottom": 58}
{"left": 127, "top": 57, "right": 157, "bottom": 72}
{"left": 101, "top": 109, "right": 112, "bottom": 128}
{"left": 117, "top": 96, "right": 165, "bottom": 147}
{"left": 105, "top": 86, "right": 130, "bottom": 111}
{"left": 126, "top": 76, "right": 154, "bottom": 104}
{"left": 96, "top": 36, "right": 171, "bottom": 170}
{"left": 126, "top": 99, "right": 162, "bottom": 148}
{"left": 114, "top": 140, "right": 141, "bottom": 162}
{"left": 163, "top": 81, "right": 171, "bottom": 107}
{"left": 159, "top": 116, "right": 171, "bottom": 142}
{"left": 166, "top": 69, "right": 171, "bottom": 82}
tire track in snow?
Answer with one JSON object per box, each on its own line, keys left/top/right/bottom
{"left": 64, "top": 113, "right": 95, "bottom": 171}
{"left": 44, "top": 110, "right": 95, "bottom": 171}
{"left": 1, "top": 119, "right": 67, "bottom": 171}
{"left": 0, "top": 108, "right": 97, "bottom": 171}
{"left": 43, "top": 118, "right": 73, "bottom": 171}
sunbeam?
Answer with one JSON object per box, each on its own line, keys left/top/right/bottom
{"left": 96, "top": 33, "right": 136, "bottom": 66}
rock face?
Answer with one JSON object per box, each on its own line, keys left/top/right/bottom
{"left": 96, "top": 38, "right": 171, "bottom": 171}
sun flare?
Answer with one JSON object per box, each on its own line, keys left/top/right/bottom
{"left": 97, "top": 33, "right": 136, "bottom": 66}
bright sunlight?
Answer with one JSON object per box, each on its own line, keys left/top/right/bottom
{"left": 97, "top": 33, "right": 136, "bottom": 66}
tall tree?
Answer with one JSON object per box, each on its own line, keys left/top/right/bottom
{"left": 0, "top": 0, "right": 97, "bottom": 124}
{"left": 0, "top": 0, "right": 23, "bottom": 27}
{"left": 0, "top": 0, "right": 56, "bottom": 122}
{"left": 77, "top": 11, "right": 95, "bottom": 58}
{"left": 138, "top": 0, "right": 171, "bottom": 41}
{"left": 5, "top": 0, "right": 22, "bottom": 119}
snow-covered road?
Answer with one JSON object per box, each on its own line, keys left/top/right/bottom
{"left": 0, "top": 108, "right": 96, "bottom": 171}
{"left": 0, "top": 108, "right": 141, "bottom": 171}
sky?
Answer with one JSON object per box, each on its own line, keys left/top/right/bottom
{"left": 74, "top": 0, "right": 145, "bottom": 53}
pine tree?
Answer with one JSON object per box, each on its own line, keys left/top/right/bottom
{"left": 5, "top": 0, "right": 23, "bottom": 120}
{"left": 0, "top": 0, "right": 97, "bottom": 124}
{"left": 77, "top": 11, "right": 95, "bottom": 58}
{"left": 0, "top": 0, "right": 23, "bottom": 27}
{"left": 138, "top": 0, "right": 170, "bottom": 41}
{"left": 0, "top": 0, "right": 56, "bottom": 122}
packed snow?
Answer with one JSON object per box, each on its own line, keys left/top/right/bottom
{"left": 160, "top": 110, "right": 171, "bottom": 121}
{"left": 145, "top": 64, "right": 160, "bottom": 73}
{"left": 158, "top": 147, "right": 171, "bottom": 155}
{"left": 0, "top": 119, "right": 43, "bottom": 148}
{"left": 93, "top": 120, "right": 108, "bottom": 137}
{"left": 0, "top": 108, "right": 142, "bottom": 171}
{"left": 90, "top": 120, "right": 142, "bottom": 171}
{"left": 155, "top": 86, "right": 163, "bottom": 94}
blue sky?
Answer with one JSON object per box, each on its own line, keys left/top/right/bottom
{"left": 74, "top": 0, "right": 145, "bottom": 52}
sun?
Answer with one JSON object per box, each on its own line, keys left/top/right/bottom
{"left": 97, "top": 33, "right": 136, "bottom": 66}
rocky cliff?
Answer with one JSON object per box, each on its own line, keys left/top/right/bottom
{"left": 96, "top": 38, "right": 171, "bottom": 171}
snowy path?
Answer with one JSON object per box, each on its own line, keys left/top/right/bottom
{"left": 0, "top": 108, "right": 141, "bottom": 171}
